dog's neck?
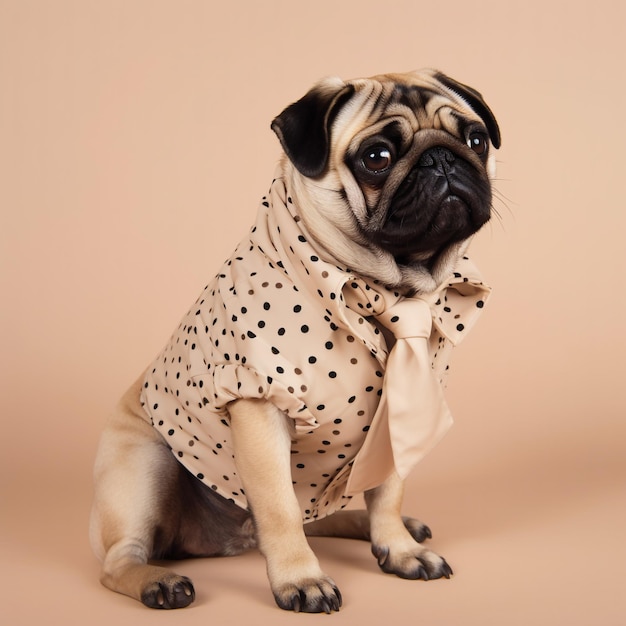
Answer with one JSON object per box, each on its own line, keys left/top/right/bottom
{"left": 281, "top": 163, "right": 471, "bottom": 296}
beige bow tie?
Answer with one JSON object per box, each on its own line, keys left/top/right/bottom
{"left": 344, "top": 265, "right": 490, "bottom": 495}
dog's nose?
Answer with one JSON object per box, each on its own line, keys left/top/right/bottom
{"left": 417, "top": 146, "right": 456, "bottom": 173}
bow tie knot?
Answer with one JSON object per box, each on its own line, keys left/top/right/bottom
{"left": 375, "top": 298, "right": 433, "bottom": 340}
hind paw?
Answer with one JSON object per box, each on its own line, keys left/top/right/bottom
{"left": 141, "top": 575, "right": 195, "bottom": 609}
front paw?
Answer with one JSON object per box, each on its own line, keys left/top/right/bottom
{"left": 272, "top": 576, "right": 342, "bottom": 613}
{"left": 372, "top": 544, "right": 453, "bottom": 581}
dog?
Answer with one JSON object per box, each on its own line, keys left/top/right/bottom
{"left": 90, "top": 69, "right": 500, "bottom": 613}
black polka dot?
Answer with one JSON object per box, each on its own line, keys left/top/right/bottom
{"left": 325, "top": 341, "right": 333, "bottom": 350}
{"left": 301, "top": 325, "right": 309, "bottom": 333}
{"left": 457, "top": 323, "right": 465, "bottom": 331}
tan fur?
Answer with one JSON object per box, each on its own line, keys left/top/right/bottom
{"left": 90, "top": 377, "right": 183, "bottom": 602}
{"left": 90, "top": 390, "right": 447, "bottom": 610}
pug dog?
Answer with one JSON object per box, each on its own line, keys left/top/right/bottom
{"left": 90, "top": 69, "right": 500, "bottom": 613}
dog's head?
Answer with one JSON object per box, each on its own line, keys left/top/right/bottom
{"left": 271, "top": 69, "right": 500, "bottom": 294}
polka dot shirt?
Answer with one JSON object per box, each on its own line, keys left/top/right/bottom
{"left": 140, "top": 175, "right": 490, "bottom": 522}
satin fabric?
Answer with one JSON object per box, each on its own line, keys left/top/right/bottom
{"left": 140, "top": 172, "right": 490, "bottom": 520}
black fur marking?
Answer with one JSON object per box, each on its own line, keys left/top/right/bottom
{"left": 271, "top": 84, "right": 356, "bottom": 178}
{"left": 389, "top": 83, "right": 439, "bottom": 112}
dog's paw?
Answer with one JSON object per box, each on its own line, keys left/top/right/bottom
{"left": 401, "top": 516, "right": 433, "bottom": 543}
{"left": 141, "top": 575, "right": 195, "bottom": 609}
{"left": 372, "top": 543, "right": 453, "bottom": 581}
{"left": 272, "top": 576, "right": 342, "bottom": 613}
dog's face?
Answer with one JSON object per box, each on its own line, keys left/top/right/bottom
{"left": 271, "top": 69, "right": 500, "bottom": 294}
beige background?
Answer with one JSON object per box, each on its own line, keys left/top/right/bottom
{"left": 1, "top": 1, "right": 625, "bottom": 624}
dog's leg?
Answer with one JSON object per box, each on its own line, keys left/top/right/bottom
{"left": 228, "top": 398, "right": 342, "bottom": 613}
{"left": 90, "top": 379, "right": 195, "bottom": 609}
{"left": 364, "top": 471, "right": 453, "bottom": 580}
{"left": 304, "top": 509, "right": 433, "bottom": 543}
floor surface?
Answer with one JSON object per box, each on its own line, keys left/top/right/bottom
{"left": 3, "top": 419, "right": 624, "bottom": 626}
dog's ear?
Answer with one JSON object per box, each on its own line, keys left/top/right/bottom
{"left": 271, "top": 78, "right": 355, "bottom": 178}
{"left": 434, "top": 72, "right": 501, "bottom": 149}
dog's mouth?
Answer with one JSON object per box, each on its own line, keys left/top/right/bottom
{"left": 371, "top": 146, "right": 492, "bottom": 259}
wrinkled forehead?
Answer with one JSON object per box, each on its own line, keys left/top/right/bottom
{"left": 330, "top": 72, "right": 483, "bottom": 156}
{"left": 359, "top": 71, "right": 481, "bottom": 127}
{"left": 371, "top": 71, "right": 458, "bottom": 106}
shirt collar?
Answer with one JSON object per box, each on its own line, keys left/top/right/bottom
{"left": 253, "top": 172, "right": 491, "bottom": 350}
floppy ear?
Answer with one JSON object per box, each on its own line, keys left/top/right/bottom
{"left": 271, "top": 79, "right": 355, "bottom": 178}
{"left": 434, "top": 72, "right": 501, "bottom": 149}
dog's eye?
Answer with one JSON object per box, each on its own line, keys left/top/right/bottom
{"left": 362, "top": 146, "right": 393, "bottom": 173}
{"left": 467, "top": 132, "right": 488, "bottom": 157}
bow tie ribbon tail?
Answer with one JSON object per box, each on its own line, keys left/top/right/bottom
{"left": 345, "top": 298, "right": 453, "bottom": 495}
